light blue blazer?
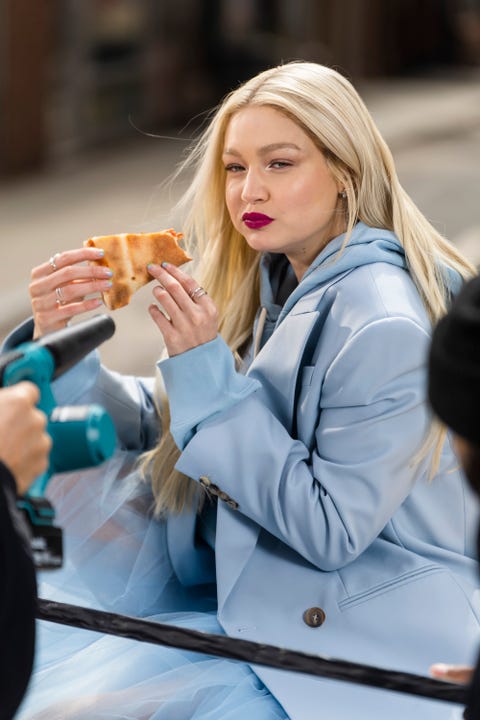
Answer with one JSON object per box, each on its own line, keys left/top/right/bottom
{"left": 161, "top": 225, "right": 480, "bottom": 719}
{"left": 6, "top": 223, "right": 479, "bottom": 719}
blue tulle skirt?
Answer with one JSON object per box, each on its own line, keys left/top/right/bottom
{"left": 17, "top": 451, "right": 288, "bottom": 720}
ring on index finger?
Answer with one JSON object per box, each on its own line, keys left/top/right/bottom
{"left": 188, "top": 286, "right": 208, "bottom": 302}
{"left": 55, "top": 287, "right": 66, "bottom": 305}
{"left": 49, "top": 253, "right": 61, "bottom": 272}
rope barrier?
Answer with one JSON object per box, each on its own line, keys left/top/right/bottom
{"left": 37, "top": 598, "right": 467, "bottom": 706}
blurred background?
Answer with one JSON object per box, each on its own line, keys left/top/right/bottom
{"left": 1, "top": 0, "right": 479, "bottom": 374}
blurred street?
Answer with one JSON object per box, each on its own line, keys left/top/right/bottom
{"left": 1, "top": 68, "right": 480, "bottom": 375}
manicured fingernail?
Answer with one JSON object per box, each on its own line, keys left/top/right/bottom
{"left": 94, "top": 249, "right": 105, "bottom": 257}
{"left": 102, "top": 268, "right": 113, "bottom": 277}
{"left": 147, "top": 263, "right": 159, "bottom": 272}
{"left": 161, "top": 261, "right": 170, "bottom": 268}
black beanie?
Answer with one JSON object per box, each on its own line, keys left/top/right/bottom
{"left": 428, "top": 275, "right": 480, "bottom": 444}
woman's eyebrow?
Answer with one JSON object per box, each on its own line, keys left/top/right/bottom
{"left": 258, "top": 142, "right": 301, "bottom": 154}
{"left": 223, "top": 142, "right": 301, "bottom": 156}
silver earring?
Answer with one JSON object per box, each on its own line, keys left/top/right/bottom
{"left": 339, "top": 190, "right": 347, "bottom": 199}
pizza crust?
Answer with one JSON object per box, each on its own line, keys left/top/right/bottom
{"left": 84, "top": 229, "right": 191, "bottom": 310}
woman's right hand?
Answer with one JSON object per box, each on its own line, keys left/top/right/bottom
{"left": 430, "top": 663, "right": 473, "bottom": 685}
{"left": 29, "top": 247, "right": 113, "bottom": 338}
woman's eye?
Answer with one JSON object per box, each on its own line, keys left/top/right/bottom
{"left": 269, "top": 160, "right": 292, "bottom": 169}
{"left": 225, "top": 163, "right": 244, "bottom": 173}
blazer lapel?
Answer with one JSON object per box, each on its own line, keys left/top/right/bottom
{"left": 247, "top": 277, "right": 343, "bottom": 434}
{"left": 215, "top": 505, "right": 260, "bottom": 610}
{"left": 247, "top": 312, "right": 322, "bottom": 434}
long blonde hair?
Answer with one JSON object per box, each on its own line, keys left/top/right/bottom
{"left": 141, "top": 61, "right": 476, "bottom": 515}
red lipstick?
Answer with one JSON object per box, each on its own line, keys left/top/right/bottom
{"left": 242, "top": 212, "right": 274, "bottom": 229}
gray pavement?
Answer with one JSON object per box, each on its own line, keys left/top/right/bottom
{"left": 1, "top": 69, "right": 479, "bottom": 375}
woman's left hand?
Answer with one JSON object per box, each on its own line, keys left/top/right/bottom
{"left": 147, "top": 263, "right": 219, "bottom": 357}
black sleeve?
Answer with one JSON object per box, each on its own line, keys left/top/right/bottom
{"left": 464, "top": 523, "right": 480, "bottom": 720}
{"left": 0, "top": 461, "right": 37, "bottom": 720}
{"left": 466, "top": 659, "right": 480, "bottom": 719}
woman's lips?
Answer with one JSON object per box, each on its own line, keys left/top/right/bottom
{"left": 242, "top": 212, "right": 274, "bottom": 229}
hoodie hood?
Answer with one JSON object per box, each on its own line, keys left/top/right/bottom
{"left": 260, "top": 222, "right": 406, "bottom": 326}
{"left": 254, "top": 221, "right": 463, "bottom": 355}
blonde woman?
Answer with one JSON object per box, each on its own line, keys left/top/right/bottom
{"left": 6, "top": 62, "right": 479, "bottom": 719}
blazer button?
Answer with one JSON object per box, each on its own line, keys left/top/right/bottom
{"left": 303, "top": 607, "right": 326, "bottom": 628}
{"left": 199, "top": 475, "right": 211, "bottom": 487}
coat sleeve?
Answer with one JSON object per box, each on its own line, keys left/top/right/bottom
{"left": 52, "top": 351, "right": 160, "bottom": 451}
{"left": 167, "top": 317, "right": 432, "bottom": 571}
{"left": 2, "top": 318, "right": 160, "bottom": 452}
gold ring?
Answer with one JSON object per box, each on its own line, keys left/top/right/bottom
{"left": 55, "top": 287, "right": 66, "bottom": 305}
{"left": 188, "top": 286, "right": 207, "bottom": 301}
{"left": 49, "top": 253, "right": 61, "bottom": 271}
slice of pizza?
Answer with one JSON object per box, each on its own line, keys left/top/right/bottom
{"left": 84, "top": 229, "right": 191, "bottom": 310}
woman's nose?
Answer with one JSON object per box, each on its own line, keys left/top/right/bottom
{"left": 241, "top": 169, "right": 268, "bottom": 204}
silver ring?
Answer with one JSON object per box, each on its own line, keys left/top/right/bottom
{"left": 188, "top": 286, "right": 207, "bottom": 301}
{"left": 55, "top": 287, "right": 66, "bottom": 305}
{"left": 49, "top": 253, "right": 61, "bottom": 271}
